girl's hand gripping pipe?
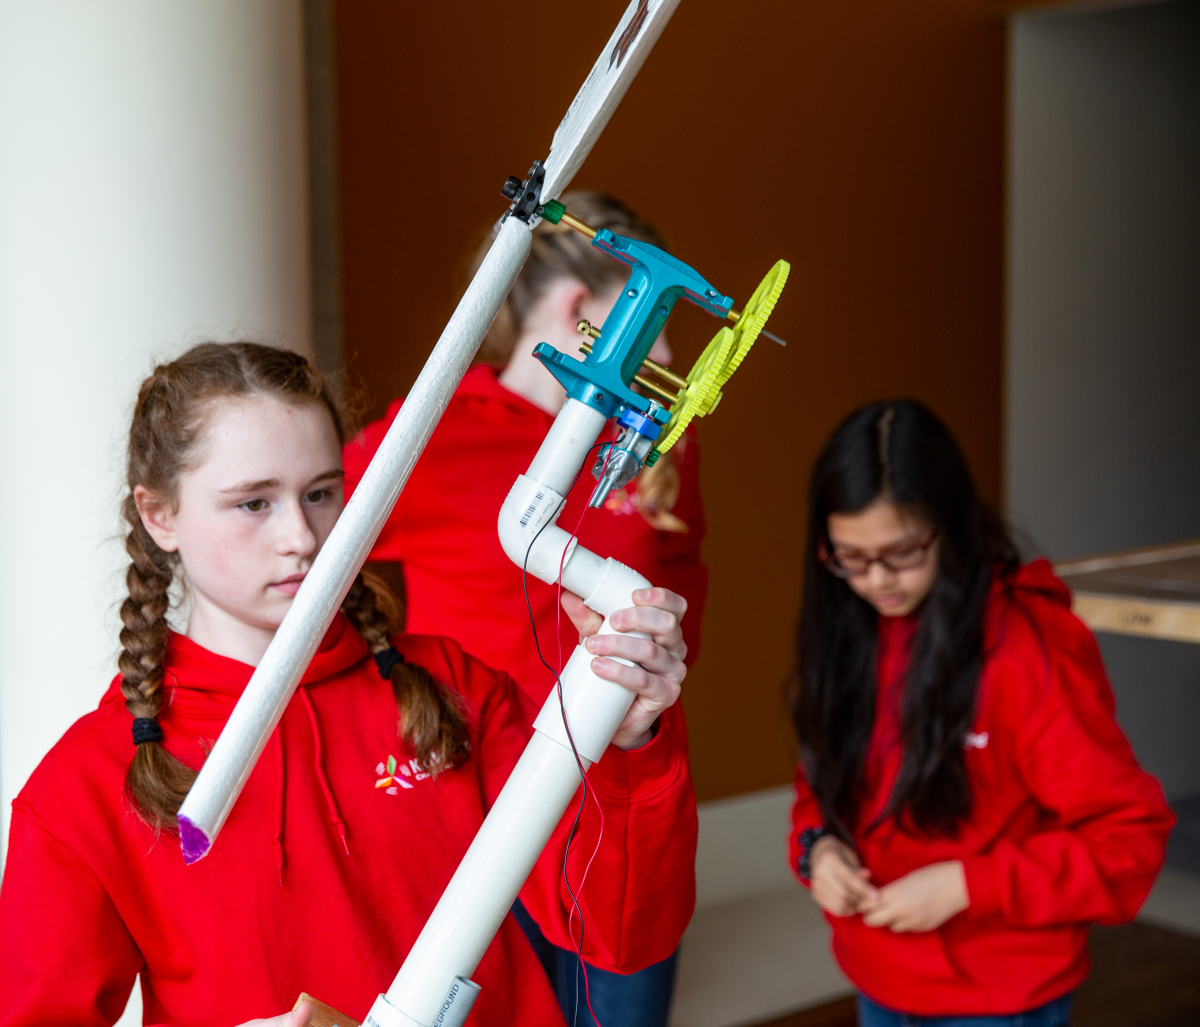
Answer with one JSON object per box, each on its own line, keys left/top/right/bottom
{"left": 562, "top": 587, "right": 686, "bottom": 751}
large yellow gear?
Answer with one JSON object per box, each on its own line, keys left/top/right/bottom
{"left": 718, "top": 259, "right": 789, "bottom": 387}
{"left": 651, "top": 259, "right": 790, "bottom": 458}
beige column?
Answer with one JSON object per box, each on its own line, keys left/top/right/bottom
{"left": 0, "top": 0, "right": 313, "bottom": 866}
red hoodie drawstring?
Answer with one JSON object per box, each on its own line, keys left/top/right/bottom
{"left": 271, "top": 727, "right": 285, "bottom": 886}
{"left": 300, "top": 686, "right": 349, "bottom": 855}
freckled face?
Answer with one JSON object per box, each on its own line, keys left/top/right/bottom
{"left": 148, "top": 396, "right": 344, "bottom": 639}
{"left": 826, "top": 499, "right": 939, "bottom": 617}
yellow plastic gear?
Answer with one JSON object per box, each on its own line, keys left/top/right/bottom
{"left": 650, "top": 259, "right": 790, "bottom": 457}
{"left": 652, "top": 325, "right": 734, "bottom": 455}
{"left": 717, "top": 259, "right": 790, "bottom": 387}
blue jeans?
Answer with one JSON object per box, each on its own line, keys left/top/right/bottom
{"left": 511, "top": 899, "right": 678, "bottom": 1027}
{"left": 857, "top": 993, "right": 1072, "bottom": 1027}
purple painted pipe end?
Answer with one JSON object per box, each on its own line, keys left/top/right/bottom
{"left": 178, "top": 815, "right": 211, "bottom": 864}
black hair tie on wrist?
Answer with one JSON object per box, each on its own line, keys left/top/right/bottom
{"left": 798, "top": 826, "right": 828, "bottom": 881}
{"left": 132, "top": 717, "right": 164, "bottom": 746}
{"left": 374, "top": 646, "right": 405, "bottom": 680}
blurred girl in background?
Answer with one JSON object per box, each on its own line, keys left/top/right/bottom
{"left": 789, "top": 399, "right": 1172, "bottom": 1026}
{"left": 344, "top": 192, "right": 708, "bottom": 1027}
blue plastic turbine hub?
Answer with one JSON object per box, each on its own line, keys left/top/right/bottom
{"left": 533, "top": 230, "right": 734, "bottom": 426}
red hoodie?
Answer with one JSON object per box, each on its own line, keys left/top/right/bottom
{"left": 0, "top": 619, "right": 697, "bottom": 1027}
{"left": 789, "top": 560, "right": 1173, "bottom": 1015}
{"left": 342, "top": 365, "right": 708, "bottom": 700}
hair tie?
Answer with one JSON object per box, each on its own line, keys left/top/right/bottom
{"left": 132, "top": 717, "right": 164, "bottom": 746}
{"left": 374, "top": 646, "right": 405, "bottom": 680}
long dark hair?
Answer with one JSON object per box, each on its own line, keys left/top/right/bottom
{"left": 790, "top": 400, "right": 1018, "bottom": 838}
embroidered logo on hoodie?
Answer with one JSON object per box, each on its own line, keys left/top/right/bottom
{"left": 375, "top": 754, "right": 431, "bottom": 794}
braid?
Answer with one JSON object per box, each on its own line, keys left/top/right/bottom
{"left": 342, "top": 574, "right": 472, "bottom": 771}
{"left": 119, "top": 496, "right": 197, "bottom": 831}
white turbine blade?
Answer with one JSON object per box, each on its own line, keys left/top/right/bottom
{"left": 541, "top": 0, "right": 680, "bottom": 202}
{"left": 175, "top": 218, "right": 532, "bottom": 861}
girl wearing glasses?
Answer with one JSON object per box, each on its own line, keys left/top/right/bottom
{"left": 789, "top": 400, "right": 1172, "bottom": 1026}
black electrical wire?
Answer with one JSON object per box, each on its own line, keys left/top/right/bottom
{"left": 521, "top": 441, "right": 608, "bottom": 1027}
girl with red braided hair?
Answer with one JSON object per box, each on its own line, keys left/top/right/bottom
{"left": 0, "top": 342, "right": 697, "bottom": 1027}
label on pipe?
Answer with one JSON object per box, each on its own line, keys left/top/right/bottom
{"left": 516, "top": 482, "right": 566, "bottom": 543}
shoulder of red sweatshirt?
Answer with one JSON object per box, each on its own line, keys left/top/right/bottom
{"left": 0, "top": 618, "right": 696, "bottom": 1027}
{"left": 789, "top": 559, "right": 1173, "bottom": 1016}
{"left": 342, "top": 365, "right": 708, "bottom": 700}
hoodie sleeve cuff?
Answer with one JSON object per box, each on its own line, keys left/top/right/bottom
{"left": 587, "top": 712, "right": 685, "bottom": 800}
{"left": 962, "top": 854, "right": 1003, "bottom": 917}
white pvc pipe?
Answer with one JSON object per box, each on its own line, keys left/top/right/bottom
{"left": 175, "top": 215, "right": 533, "bottom": 861}
{"left": 529, "top": 610, "right": 647, "bottom": 762}
{"left": 369, "top": 395, "right": 655, "bottom": 1025}
{"left": 374, "top": 733, "right": 591, "bottom": 1023}
{"left": 526, "top": 398, "right": 608, "bottom": 492}
{"left": 540, "top": 0, "right": 681, "bottom": 202}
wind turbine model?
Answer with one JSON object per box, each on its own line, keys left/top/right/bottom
{"left": 174, "top": 2, "right": 789, "bottom": 1024}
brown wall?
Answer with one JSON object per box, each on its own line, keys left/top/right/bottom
{"left": 334, "top": 0, "right": 1007, "bottom": 802}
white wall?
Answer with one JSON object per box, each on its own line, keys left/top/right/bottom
{"left": 0, "top": 0, "right": 313, "bottom": 867}
{"left": 694, "top": 785, "right": 797, "bottom": 910}
{"left": 1006, "top": 0, "right": 1200, "bottom": 797}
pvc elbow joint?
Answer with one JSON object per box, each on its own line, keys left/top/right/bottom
{"left": 498, "top": 474, "right": 650, "bottom": 612}
{"left": 497, "top": 474, "right": 580, "bottom": 582}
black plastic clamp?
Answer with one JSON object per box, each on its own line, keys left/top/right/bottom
{"left": 500, "top": 160, "right": 547, "bottom": 224}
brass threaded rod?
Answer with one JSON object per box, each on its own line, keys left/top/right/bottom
{"left": 561, "top": 211, "right": 597, "bottom": 239}
{"left": 642, "top": 356, "right": 688, "bottom": 390}
{"left": 633, "top": 374, "right": 679, "bottom": 406}
{"left": 561, "top": 205, "right": 748, "bottom": 337}
{"left": 576, "top": 338, "right": 679, "bottom": 406}
{"left": 565, "top": 207, "right": 744, "bottom": 341}
{"left": 577, "top": 321, "right": 687, "bottom": 394}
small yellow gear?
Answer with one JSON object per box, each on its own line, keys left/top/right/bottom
{"left": 652, "top": 326, "right": 734, "bottom": 455}
{"left": 651, "top": 260, "right": 790, "bottom": 457}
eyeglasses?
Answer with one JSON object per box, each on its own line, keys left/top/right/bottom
{"left": 817, "top": 532, "right": 938, "bottom": 579}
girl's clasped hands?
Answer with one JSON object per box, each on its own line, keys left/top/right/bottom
{"left": 809, "top": 835, "right": 968, "bottom": 933}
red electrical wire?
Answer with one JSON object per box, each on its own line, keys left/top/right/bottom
{"left": 556, "top": 471, "right": 610, "bottom": 1027}
{"left": 521, "top": 441, "right": 616, "bottom": 1027}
